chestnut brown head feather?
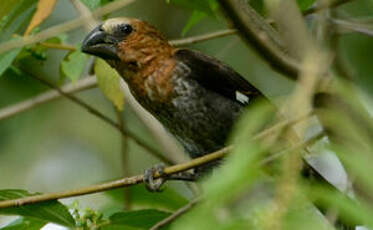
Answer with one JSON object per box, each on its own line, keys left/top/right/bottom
{"left": 82, "top": 18, "right": 177, "bottom": 101}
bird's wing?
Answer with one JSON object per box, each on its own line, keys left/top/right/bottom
{"left": 174, "top": 49, "right": 265, "bottom": 105}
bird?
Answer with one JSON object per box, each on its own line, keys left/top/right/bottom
{"left": 81, "top": 17, "right": 269, "bottom": 191}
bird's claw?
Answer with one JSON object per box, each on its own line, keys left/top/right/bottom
{"left": 144, "top": 163, "right": 167, "bottom": 192}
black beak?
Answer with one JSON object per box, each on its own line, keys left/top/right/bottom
{"left": 82, "top": 25, "right": 119, "bottom": 60}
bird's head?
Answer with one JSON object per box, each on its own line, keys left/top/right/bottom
{"left": 82, "top": 18, "right": 174, "bottom": 71}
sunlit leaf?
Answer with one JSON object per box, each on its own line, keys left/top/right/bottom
{"left": 0, "top": 217, "right": 46, "bottom": 230}
{"left": 94, "top": 58, "right": 124, "bottom": 111}
{"left": 0, "top": 190, "right": 75, "bottom": 227}
{"left": 24, "top": 0, "right": 58, "bottom": 36}
{"left": 60, "top": 50, "right": 88, "bottom": 82}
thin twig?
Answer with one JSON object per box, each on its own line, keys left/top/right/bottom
{"left": 115, "top": 108, "right": 131, "bottom": 210}
{"left": 170, "top": 29, "right": 237, "bottom": 46}
{"left": 330, "top": 18, "right": 373, "bottom": 37}
{"left": 0, "top": 113, "right": 313, "bottom": 209}
{"left": 39, "top": 42, "right": 76, "bottom": 51}
{"left": 69, "top": 0, "right": 99, "bottom": 31}
{"left": 150, "top": 198, "right": 200, "bottom": 230}
{"left": 0, "top": 77, "right": 97, "bottom": 121}
{"left": 27, "top": 72, "right": 174, "bottom": 165}
{"left": 119, "top": 79, "right": 187, "bottom": 164}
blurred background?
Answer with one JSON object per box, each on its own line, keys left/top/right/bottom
{"left": 0, "top": 0, "right": 372, "bottom": 229}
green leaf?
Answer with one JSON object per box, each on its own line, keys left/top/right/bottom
{"left": 0, "top": 0, "right": 21, "bottom": 20}
{"left": 105, "top": 185, "right": 189, "bottom": 211}
{"left": 296, "top": 0, "right": 315, "bottom": 11}
{"left": 60, "top": 50, "right": 87, "bottom": 82}
{"left": 0, "top": 0, "right": 37, "bottom": 38}
{"left": 108, "top": 209, "right": 171, "bottom": 229}
{"left": 0, "top": 190, "right": 76, "bottom": 227}
{"left": 94, "top": 58, "right": 125, "bottom": 111}
{"left": 309, "top": 185, "right": 373, "bottom": 228}
{"left": 182, "top": 11, "right": 206, "bottom": 36}
{"left": 340, "top": 33, "right": 373, "bottom": 96}
{"left": 0, "top": 48, "right": 22, "bottom": 77}
{"left": 0, "top": 217, "right": 46, "bottom": 230}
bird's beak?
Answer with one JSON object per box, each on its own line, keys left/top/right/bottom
{"left": 82, "top": 25, "right": 119, "bottom": 60}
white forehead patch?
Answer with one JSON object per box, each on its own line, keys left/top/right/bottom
{"left": 102, "top": 17, "right": 132, "bottom": 34}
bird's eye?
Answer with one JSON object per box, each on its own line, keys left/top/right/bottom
{"left": 119, "top": 24, "right": 133, "bottom": 34}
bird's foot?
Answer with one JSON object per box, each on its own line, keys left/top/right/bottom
{"left": 144, "top": 164, "right": 200, "bottom": 192}
{"left": 144, "top": 163, "right": 166, "bottom": 192}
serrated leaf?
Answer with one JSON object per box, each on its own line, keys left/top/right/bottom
{"left": 0, "top": 217, "right": 46, "bottom": 230}
{"left": 94, "top": 58, "right": 124, "bottom": 111}
{"left": 0, "top": 47, "right": 22, "bottom": 77}
{"left": 108, "top": 209, "right": 171, "bottom": 229}
{"left": 60, "top": 50, "right": 87, "bottom": 82}
{"left": 182, "top": 10, "right": 206, "bottom": 36}
{"left": 0, "top": 190, "right": 75, "bottom": 227}
{"left": 24, "top": 0, "right": 58, "bottom": 36}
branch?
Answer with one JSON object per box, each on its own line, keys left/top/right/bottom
{"left": 0, "top": 77, "right": 97, "bottom": 121}
{"left": 217, "top": 0, "right": 300, "bottom": 80}
{"left": 39, "top": 42, "right": 76, "bottom": 51}
{"left": 115, "top": 108, "right": 131, "bottom": 210}
{"left": 330, "top": 18, "right": 373, "bottom": 37}
{"left": 27, "top": 72, "right": 174, "bottom": 165}
{"left": 170, "top": 29, "right": 237, "bottom": 46}
{"left": 150, "top": 198, "right": 200, "bottom": 230}
{"left": 0, "top": 113, "right": 313, "bottom": 209}
{"left": 0, "top": 146, "right": 229, "bottom": 209}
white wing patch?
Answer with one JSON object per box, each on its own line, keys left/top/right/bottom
{"left": 236, "top": 91, "right": 249, "bottom": 104}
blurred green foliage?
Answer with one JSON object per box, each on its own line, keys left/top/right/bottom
{"left": 0, "top": 0, "right": 371, "bottom": 229}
